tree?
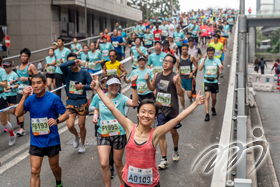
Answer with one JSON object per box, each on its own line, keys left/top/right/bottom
{"left": 127, "top": 0, "right": 181, "bottom": 20}
{"left": 267, "top": 28, "right": 280, "bottom": 53}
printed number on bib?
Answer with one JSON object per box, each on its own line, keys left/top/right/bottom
{"left": 127, "top": 165, "right": 153, "bottom": 185}
{"left": 155, "top": 33, "right": 160, "bottom": 38}
{"left": 202, "top": 29, "right": 206, "bottom": 33}
{"left": 162, "top": 31, "right": 167, "bottom": 36}
{"left": 144, "top": 40, "right": 149, "bottom": 45}
{"left": 133, "top": 59, "right": 138, "bottom": 66}
{"left": 112, "top": 42, "right": 118, "bottom": 48}
{"left": 31, "top": 117, "right": 50, "bottom": 136}
{"left": 214, "top": 50, "right": 221, "bottom": 57}
{"left": 153, "top": 66, "right": 163, "bottom": 73}
{"left": 101, "top": 119, "right": 120, "bottom": 137}
{"left": 69, "top": 81, "right": 83, "bottom": 95}
{"left": 138, "top": 83, "right": 149, "bottom": 93}
{"left": 180, "top": 66, "right": 191, "bottom": 75}
{"left": 107, "top": 69, "right": 117, "bottom": 75}
{"left": 47, "top": 66, "right": 55, "bottom": 74}
{"left": 175, "top": 37, "right": 180, "bottom": 42}
{"left": 18, "top": 84, "right": 29, "bottom": 93}
{"left": 4, "top": 82, "right": 11, "bottom": 92}
{"left": 88, "top": 63, "right": 96, "bottom": 70}
{"left": 206, "top": 66, "right": 217, "bottom": 75}
{"left": 156, "top": 92, "right": 171, "bottom": 107}
{"left": 56, "top": 60, "right": 61, "bottom": 67}
{"left": 102, "top": 50, "right": 109, "bottom": 57}
{"left": 193, "top": 31, "right": 197, "bottom": 35}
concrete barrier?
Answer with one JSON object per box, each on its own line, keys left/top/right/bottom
{"left": 249, "top": 73, "right": 275, "bottom": 92}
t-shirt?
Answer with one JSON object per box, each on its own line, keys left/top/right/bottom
{"left": 200, "top": 57, "right": 221, "bottom": 83}
{"left": 71, "top": 43, "right": 82, "bottom": 53}
{"left": 167, "top": 24, "right": 174, "bottom": 37}
{"left": 133, "top": 26, "right": 138, "bottom": 35}
{"left": 100, "top": 43, "right": 114, "bottom": 62}
{"left": 87, "top": 50, "right": 104, "bottom": 71}
{"left": 54, "top": 47, "right": 71, "bottom": 74}
{"left": 24, "top": 91, "right": 66, "bottom": 148}
{"left": 0, "top": 68, "right": 7, "bottom": 99}
{"left": 128, "top": 39, "right": 136, "bottom": 48}
{"left": 160, "top": 25, "right": 169, "bottom": 36}
{"left": 95, "top": 93, "right": 129, "bottom": 136}
{"left": 45, "top": 56, "right": 56, "bottom": 74}
{"left": 148, "top": 52, "right": 167, "bottom": 73}
{"left": 143, "top": 34, "right": 154, "bottom": 46}
{"left": 190, "top": 25, "right": 201, "bottom": 37}
{"left": 5, "top": 71, "right": 18, "bottom": 97}
{"left": 137, "top": 25, "right": 146, "bottom": 37}
{"left": 227, "top": 18, "right": 234, "bottom": 25}
{"left": 130, "top": 46, "right": 148, "bottom": 68}
{"left": 173, "top": 31, "right": 185, "bottom": 46}
{"left": 111, "top": 36, "right": 124, "bottom": 55}
{"left": 209, "top": 42, "right": 224, "bottom": 58}
{"left": 79, "top": 52, "right": 88, "bottom": 68}
{"left": 223, "top": 25, "right": 230, "bottom": 36}
{"left": 153, "top": 30, "right": 162, "bottom": 41}
{"left": 60, "top": 60, "right": 93, "bottom": 106}
{"left": 128, "top": 68, "right": 154, "bottom": 95}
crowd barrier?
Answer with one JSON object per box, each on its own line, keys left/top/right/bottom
{"left": 248, "top": 73, "right": 276, "bottom": 92}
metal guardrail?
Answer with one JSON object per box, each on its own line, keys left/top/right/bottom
{"left": 247, "top": 9, "right": 280, "bottom": 18}
{"left": 210, "top": 20, "right": 239, "bottom": 187}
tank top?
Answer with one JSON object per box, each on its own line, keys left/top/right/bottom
{"left": 179, "top": 56, "right": 192, "bottom": 80}
{"left": 17, "top": 64, "right": 31, "bottom": 93}
{"left": 122, "top": 125, "right": 159, "bottom": 187}
{"left": 105, "top": 60, "right": 121, "bottom": 76}
{"left": 155, "top": 72, "right": 179, "bottom": 118}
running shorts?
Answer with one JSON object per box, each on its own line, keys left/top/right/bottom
{"left": 29, "top": 144, "right": 61, "bottom": 157}
{"left": 66, "top": 103, "right": 89, "bottom": 116}
{"left": 203, "top": 83, "right": 219, "bottom": 94}
{"left": 16, "top": 93, "right": 23, "bottom": 103}
{"left": 96, "top": 133, "right": 127, "bottom": 150}
{"left": 7, "top": 95, "right": 17, "bottom": 104}
{"left": 0, "top": 97, "right": 8, "bottom": 110}
{"left": 181, "top": 78, "right": 193, "bottom": 91}
{"left": 46, "top": 74, "right": 55, "bottom": 79}
{"left": 157, "top": 113, "right": 182, "bottom": 129}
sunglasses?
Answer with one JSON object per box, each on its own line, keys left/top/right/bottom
{"left": 3, "top": 65, "right": 12, "bottom": 68}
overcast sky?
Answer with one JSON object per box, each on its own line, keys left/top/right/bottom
{"left": 179, "top": 0, "right": 257, "bottom": 14}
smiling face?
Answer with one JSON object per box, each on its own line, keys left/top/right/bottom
{"left": 138, "top": 104, "right": 157, "bottom": 126}
{"left": 108, "top": 83, "right": 120, "bottom": 95}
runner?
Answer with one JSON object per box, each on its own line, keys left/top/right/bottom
{"left": 104, "top": 28, "right": 112, "bottom": 42}
{"left": 168, "top": 36, "right": 178, "bottom": 54}
{"left": 222, "top": 20, "right": 230, "bottom": 38}
{"left": 52, "top": 42, "right": 58, "bottom": 51}
{"left": 137, "top": 21, "right": 146, "bottom": 42}
{"left": 176, "top": 44, "right": 197, "bottom": 109}
{"left": 146, "top": 54, "right": 185, "bottom": 169}
{"left": 167, "top": 20, "right": 174, "bottom": 38}
{"left": 133, "top": 23, "right": 138, "bottom": 36}
{"left": 103, "top": 49, "right": 127, "bottom": 78}
{"left": 90, "top": 72, "right": 204, "bottom": 187}
{"left": 119, "top": 27, "right": 128, "bottom": 58}
{"left": 130, "top": 37, "right": 148, "bottom": 70}
{"left": 100, "top": 36, "right": 114, "bottom": 67}
{"left": 15, "top": 73, "right": 69, "bottom": 187}
{"left": 96, "top": 32, "right": 104, "bottom": 49}
{"left": 227, "top": 15, "right": 234, "bottom": 33}
{"left": 143, "top": 28, "right": 154, "bottom": 51}
{"left": 111, "top": 30, "right": 125, "bottom": 62}
{"left": 200, "top": 22, "right": 209, "bottom": 48}
{"left": 160, "top": 21, "right": 169, "bottom": 41}
{"left": 128, "top": 33, "right": 137, "bottom": 48}
{"left": 147, "top": 41, "right": 167, "bottom": 74}
{"left": 0, "top": 61, "right": 16, "bottom": 146}
{"left": 209, "top": 33, "right": 224, "bottom": 79}
{"left": 118, "top": 31, "right": 125, "bottom": 61}
{"left": 162, "top": 40, "right": 175, "bottom": 56}
{"left": 173, "top": 26, "right": 185, "bottom": 56}
{"left": 45, "top": 48, "right": 56, "bottom": 91}
{"left": 76, "top": 45, "right": 90, "bottom": 68}
{"left": 189, "top": 21, "right": 201, "bottom": 45}
{"left": 71, "top": 37, "right": 82, "bottom": 54}
{"left": 188, "top": 37, "right": 202, "bottom": 98}
{"left": 86, "top": 42, "right": 105, "bottom": 79}
{"left": 60, "top": 53, "right": 93, "bottom": 153}
{"left": 91, "top": 74, "right": 138, "bottom": 187}
{"left": 199, "top": 47, "right": 224, "bottom": 121}
{"left": 16, "top": 48, "right": 38, "bottom": 136}
{"left": 153, "top": 25, "right": 162, "bottom": 42}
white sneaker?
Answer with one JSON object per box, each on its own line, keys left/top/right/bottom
{"left": 158, "top": 158, "right": 169, "bottom": 170}
{"left": 16, "top": 128, "right": 26, "bottom": 136}
{"left": 78, "top": 144, "right": 86, "bottom": 153}
{"left": 9, "top": 135, "right": 16, "bottom": 146}
{"left": 172, "top": 151, "right": 179, "bottom": 161}
{"left": 73, "top": 134, "right": 80, "bottom": 148}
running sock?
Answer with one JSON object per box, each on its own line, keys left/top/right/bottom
{"left": 5, "top": 122, "right": 14, "bottom": 137}
{"left": 56, "top": 180, "right": 61, "bottom": 185}
{"left": 19, "top": 122, "right": 24, "bottom": 129}
{"left": 120, "top": 185, "right": 125, "bottom": 187}
{"left": 162, "top": 156, "right": 167, "bottom": 161}
{"left": 16, "top": 117, "right": 19, "bottom": 125}
{"left": 193, "top": 84, "right": 196, "bottom": 93}
{"left": 174, "top": 147, "right": 178, "bottom": 152}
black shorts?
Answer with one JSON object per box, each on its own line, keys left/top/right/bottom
{"left": 203, "top": 82, "right": 219, "bottom": 94}
{"left": 29, "top": 144, "right": 61, "bottom": 157}
{"left": 193, "top": 37, "right": 199, "bottom": 43}
{"left": 6, "top": 95, "right": 17, "bottom": 104}
{"left": 0, "top": 97, "right": 8, "bottom": 110}
{"left": 157, "top": 113, "right": 182, "bottom": 129}
{"left": 46, "top": 73, "right": 55, "bottom": 79}
{"left": 125, "top": 181, "right": 160, "bottom": 187}
{"left": 139, "top": 92, "right": 155, "bottom": 102}
{"left": 16, "top": 93, "right": 23, "bottom": 103}
{"left": 97, "top": 132, "right": 127, "bottom": 150}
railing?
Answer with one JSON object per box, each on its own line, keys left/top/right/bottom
{"left": 210, "top": 20, "right": 239, "bottom": 187}
{"left": 247, "top": 9, "right": 280, "bottom": 18}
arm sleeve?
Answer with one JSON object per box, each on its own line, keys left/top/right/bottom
{"left": 84, "top": 72, "right": 93, "bottom": 90}
{"left": 60, "top": 60, "right": 75, "bottom": 76}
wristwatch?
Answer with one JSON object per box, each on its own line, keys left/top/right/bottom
{"left": 56, "top": 118, "right": 60, "bottom": 124}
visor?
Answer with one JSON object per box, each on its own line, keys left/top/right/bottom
{"left": 107, "top": 78, "right": 121, "bottom": 85}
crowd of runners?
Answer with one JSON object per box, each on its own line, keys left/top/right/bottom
{"left": 0, "top": 8, "right": 238, "bottom": 187}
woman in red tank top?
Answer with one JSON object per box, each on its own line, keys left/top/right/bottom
{"left": 90, "top": 78, "right": 205, "bottom": 187}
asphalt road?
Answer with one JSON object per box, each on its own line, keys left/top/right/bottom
{"left": 0, "top": 31, "right": 235, "bottom": 187}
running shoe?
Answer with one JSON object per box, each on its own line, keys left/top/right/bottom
{"left": 55, "top": 181, "right": 63, "bottom": 187}
{"left": 110, "top": 167, "right": 114, "bottom": 179}
{"left": 172, "top": 151, "right": 180, "bottom": 161}
{"left": 3, "top": 128, "right": 7, "bottom": 132}
{"left": 78, "top": 145, "right": 86, "bottom": 153}
{"left": 212, "top": 107, "right": 217, "bottom": 116}
{"left": 73, "top": 134, "right": 80, "bottom": 148}
{"left": 220, "top": 73, "right": 223, "bottom": 78}
{"left": 192, "top": 91, "right": 197, "bottom": 99}
{"left": 9, "top": 135, "right": 16, "bottom": 146}
{"left": 16, "top": 128, "right": 26, "bottom": 136}
{"left": 158, "top": 159, "right": 169, "bottom": 170}
{"left": 204, "top": 114, "right": 210, "bottom": 121}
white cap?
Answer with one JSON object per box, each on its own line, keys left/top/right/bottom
{"left": 52, "top": 42, "right": 58, "bottom": 45}
{"left": 107, "top": 78, "right": 121, "bottom": 85}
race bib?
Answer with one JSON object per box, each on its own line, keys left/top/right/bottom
{"left": 133, "top": 59, "right": 138, "bottom": 66}
{"left": 193, "top": 31, "right": 197, "bottom": 35}
{"left": 69, "top": 80, "right": 83, "bottom": 95}
{"left": 18, "top": 84, "right": 29, "bottom": 93}
{"left": 223, "top": 31, "right": 228, "bottom": 35}
{"left": 202, "top": 29, "right": 206, "bottom": 33}
{"left": 144, "top": 40, "right": 149, "bottom": 45}
{"left": 102, "top": 50, "right": 109, "bottom": 57}
{"left": 156, "top": 92, "right": 171, "bottom": 107}
{"left": 56, "top": 60, "right": 61, "bottom": 67}
{"left": 155, "top": 33, "right": 160, "bottom": 38}
{"left": 4, "top": 82, "right": 11, "bottom": 93}
{"left": 206, "top": 66, "right": 217, "bottom": 75}
{"left": 112, "top": 41, "right": 118, "bottom": 48}
{"left": 31, "top": 117, "right": 50, "bottom": 136}
{"left": 137, "top": 83, "right": 149, "bottom": 94}
{"left": 107, "top": 69, "right": 117, "bottom": 75}
{"left": 162, "top": 31, "right": 167, "bottom": 36}
{"left": 127, "top": 165, "right": 153, "bottom": 185}
{"left": 88, "top": 62, "right": 96, "bottom": 70}
{"left": 175, "top": 37, "right": 180, "bottom": 42}
{"left": 214, "top": 50, "right": 221, "bottom": 57}
{"left": 153, "top": 66, "right": 163, "bottom": 73}
{"left": 180, "top": 66, "right": 191, "bottom": 75}
{"left": 82, "top": 60, "right": 86, "bottom": 67}
{"left": 47, "top": 66, "right": 55, "bottom": 74}
{"left": 101, "top": 119, "right": 120, "bottom": 137}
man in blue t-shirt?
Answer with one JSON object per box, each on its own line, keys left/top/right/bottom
{"left": 111, "top": 29, "right": 124, "bottom": 61}
{"left": 198, "top": 47, "right": 224, "bottom": 121}
{"left": 60, "top": 53, "right": 93, "bottom": 153}
{"left": 15, "top": 74, "right": 69, "bottom": 187}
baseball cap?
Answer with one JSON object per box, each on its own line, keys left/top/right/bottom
{"left": 139, "top": 20, "right": 143, "bottom": 24}
{"left": 3, "top": 61, "right": 12, "bottom": 66}
{"left": 188, "top": 37, "right": 194, "bottom": 42}
{"left": 176, "top": 26, "right": 180, "bottom": 29}
{"left": 137, "top": 55, "right": 147, "bottom": 62}
{"left": 162, "top": 40, "right": 169, "bottom": 46}
{"left": 107, "top": 77, "right": 121, "bottom": 85}
{"left": 134, "top": 22, "right": 137, "bottom": 25}
{"left": 52, "top": 42, "right": 58, "bottom": 46}
{"left": 119, "top": 26, "right": 122, "bottom": 29}
{"left": 101, "top": 36, "right": 107, "bottom": 39}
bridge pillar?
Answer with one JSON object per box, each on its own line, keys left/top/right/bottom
{"left": 248, "top": 27, "right": 256, "bottom": 64}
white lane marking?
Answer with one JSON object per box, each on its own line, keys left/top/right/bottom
{"left": 0, "top": 85, "right": 132, "bottom": 173}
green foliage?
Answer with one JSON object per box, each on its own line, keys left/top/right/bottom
{"left": 267, "top": 28, "right": 280, "bottom": 53}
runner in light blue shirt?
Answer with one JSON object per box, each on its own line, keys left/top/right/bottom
{"left": 130, "top": 37, "right": 148, "bottom": 69}
{"left": 147, "top": 41, "right": 167, "bottom": 73}
{"left": 100, "top": 36, "right": 114, "bottom": 62}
